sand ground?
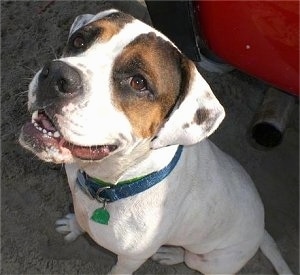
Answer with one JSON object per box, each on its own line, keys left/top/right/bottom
{"left": 1, "top": 1, "right": 298, "bottom": 274}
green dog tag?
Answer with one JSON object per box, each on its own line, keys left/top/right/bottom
{"left": 91, "top": 208, "right": 110, "bottom": 225}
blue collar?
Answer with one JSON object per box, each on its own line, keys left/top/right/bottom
{"left": 76, "top": 145, "right": 183, "bottom": 203}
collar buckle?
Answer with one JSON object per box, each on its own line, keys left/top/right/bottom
{"left": 77, "top": 170, "right": 110, "bottom": 202}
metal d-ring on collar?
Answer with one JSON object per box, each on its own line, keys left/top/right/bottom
{"left": 95, "top": 185, "right": 110, "bottom": 204}
{"left": 76, "top": 145, "right": 184, "bottom": 203}
{"left": 77, "top": 170, "right": 110, "bottom": 203}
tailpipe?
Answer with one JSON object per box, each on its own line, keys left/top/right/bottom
{"left": 251, "top": 87, "right": 295, "bottom": 148}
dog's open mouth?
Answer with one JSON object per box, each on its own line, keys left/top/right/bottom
{"left": 21, "top": 110, "right": 118, "bottom": 161}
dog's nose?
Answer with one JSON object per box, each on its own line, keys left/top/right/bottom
{"left": 38, "top": 60, "right": 82, "bottom": 99}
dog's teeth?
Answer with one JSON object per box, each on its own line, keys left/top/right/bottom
{"left": 32, "top": 111, "right": 39, "bottom": 122}
{"left": 42, "top": 129, "right": 47, "bottom": 134}
{"left": 38, "top": 127, "right": 43, "bottom": 131}
{"left": 48, "top": 132, "right": 53, "bottom": 137}
{"left": 34, "top": 122, "right": 38, "bottom": 127}
{"left": 53, "top": 131, "right": 60, "bottom": 138}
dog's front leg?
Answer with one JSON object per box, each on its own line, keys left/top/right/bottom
{"left": 109, "top": 255, "right": 147, "bottom": 275}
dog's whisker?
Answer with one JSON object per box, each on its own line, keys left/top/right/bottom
{"left": 14, "top": 95, "right": 28, "bottom": 101}
{"left": 11, "top": 89, "right": 29, "bottom": 102}
{"left": 39, "top": 102, "right": 55, "bottom": 110}
{"left": 21, "top": 65, "right": 38, "bottom": 74}
{"left": 14, "top": 94, "right": 28, "bottom": 104}
{"left": 22, "top": 101, "right": 29, "bottom": 107}
{"left": 50, "top": 45, "right": 58, "bottom": 59}
{"left": 22, "top": 77, "right": 34, "bottom": 81}
{"left": 30, "top": 154, "right": 39, "bottom": 162}
{"left": 15, "top": 90, "right": 29, "bottom": 96}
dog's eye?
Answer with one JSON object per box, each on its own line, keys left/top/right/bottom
{"left": 64, "top": 26, "right": 100, "bottom": 55}
{"left": 130, "top": 75, "right": 147, "bottom": 91}
{"left": 72, "top": 35, "right": 86, "bottom": 49}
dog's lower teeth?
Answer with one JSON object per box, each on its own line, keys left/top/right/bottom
{"left": 48, "top": 132, "right": 53, "bottom": 137}
{"left": 53, "top": 131, "right": 60, "bottom": 138}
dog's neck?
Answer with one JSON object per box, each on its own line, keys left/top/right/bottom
{"left": 77, "top": 144, "right": 179, "bottom": 184}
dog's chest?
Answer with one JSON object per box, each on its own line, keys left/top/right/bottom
{"left": 70, "top": 177, "right": 175, "bottom": 254}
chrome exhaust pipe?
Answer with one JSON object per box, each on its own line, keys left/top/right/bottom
{"left": 251, "top": 87, "right": 295, "bottom": 148}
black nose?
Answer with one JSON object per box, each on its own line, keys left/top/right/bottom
{"left": 38, "top": 60, "right": 82, "bottom": 101}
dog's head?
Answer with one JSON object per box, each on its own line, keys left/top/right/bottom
{"left": 19, "top": 9, "right": 225, "bottom": 164}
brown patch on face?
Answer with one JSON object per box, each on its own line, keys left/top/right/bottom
{"left": 112, "top": 32, "right": 191, "bottom": 138}
{"left": 64, "top": 12, "right": 133, "bottom": 56}
{"left": 91, "top": 12, "right": 133, "bottom": 42}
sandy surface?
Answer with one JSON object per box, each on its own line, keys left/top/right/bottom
{"left": 1, "top": 1, "right": 298, "bottom": 274}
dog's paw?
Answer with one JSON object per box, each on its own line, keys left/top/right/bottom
{"left": 152, "top": 246, "right": 185, "bottom": 265}
{"left": 55, "top": 213, "right": 84, "bottom": 242}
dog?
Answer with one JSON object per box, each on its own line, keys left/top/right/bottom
{"left": 19, "top": 9, "right": 292, "bottom": 274}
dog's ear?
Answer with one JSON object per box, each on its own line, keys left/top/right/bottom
{"left": 68, "top": 14, "right": 95, "bottom": 38}
{"left": 68, "top": 9, "right": 120, "bottom": 38}
{"left": 151, "top": 60, "right": 225, "bottom": 149}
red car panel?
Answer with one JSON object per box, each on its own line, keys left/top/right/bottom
{"left": 194, "top": 1, "right": 299, "bottom": 95}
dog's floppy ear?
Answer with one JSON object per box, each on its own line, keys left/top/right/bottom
{"left": 68, "top": 14, "right": 95, "bottom": 38}
{"left": 68, "top": 9, "right": 120, "bottom": 38}
{"left": 151, "top": 60, "right": 225, "bottom": 149}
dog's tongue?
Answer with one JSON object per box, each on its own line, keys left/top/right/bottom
{"left": 41, "top": 118, "right": 56, "bottom": 132}
{"left": 63, "top": 143, "right": 116, "bottom": 160}
{"left": 37, "top": 112, "right": 57, "bottom": 132}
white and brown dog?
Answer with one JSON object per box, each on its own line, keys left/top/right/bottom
{"left": 19, "top": 9, "right": 292, "bottom": 274}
